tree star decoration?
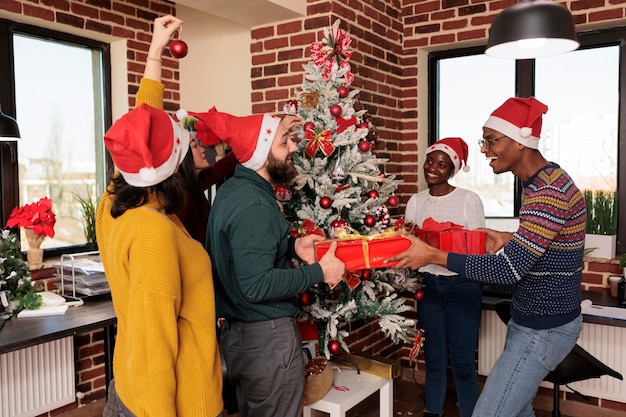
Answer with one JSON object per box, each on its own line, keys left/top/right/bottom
{"left": 310, "top": 20, "right": 354, "bottom": 85}
{"left": 305, "top": 128, "right": 335, "bottom": 158}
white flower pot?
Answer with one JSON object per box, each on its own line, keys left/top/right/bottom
{"left": 584, "top": 234, "right": 617, "bottom": 259}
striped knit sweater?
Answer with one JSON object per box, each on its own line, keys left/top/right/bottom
{"left": 448, "top": 163, "right": 585, "bottom": 329}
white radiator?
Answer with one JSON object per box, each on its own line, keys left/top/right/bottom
{"left": 478, "top": 310, "right": 626, "bottom": 403}
{"left": 0, "top": 337, "right": 75, "bottom": 417}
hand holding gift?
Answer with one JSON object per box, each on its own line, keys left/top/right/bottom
{"left": 318, "top": 241, "right": 346, "bottom": 287}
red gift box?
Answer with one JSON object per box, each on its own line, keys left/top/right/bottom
{"left": 315, "top": 235, "right": 411, "bottom": 271}
{"left": 414, "top": 217, "right": 486, "bottom": 254}
{"left": 439, "top": 230, "right": 486, "bottom": 254}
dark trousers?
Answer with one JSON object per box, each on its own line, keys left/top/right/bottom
{"left": 220, "top": 316, "right": 304, "bottom": 417}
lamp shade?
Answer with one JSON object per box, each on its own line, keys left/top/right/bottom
{"left": 0, "top": 107, "right": 20, "bottom": 140}
{"left": 486, "top": 0, "right": 579, "bottom": 59}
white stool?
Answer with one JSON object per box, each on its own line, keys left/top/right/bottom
{"left": 302, "top": 367, "right": 393, "bottom": 417}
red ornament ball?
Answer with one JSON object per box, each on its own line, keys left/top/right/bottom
{"left": 303, "top": 121, "right": 315, "bottom": 132}
{"left": 388, "top": 195, "right": 400, "bottom": 207}
{"left": 358, "top": 140, "right": 371, "bottom": 153}
{"left": 319, "top": 196, "right": 332, "bottom": 209}
{"left": 414, "top": 289, "right": 425, "bottom": 301}
{"left": 374, "top": 206, "right": 391, "bottom": 227}
{"left": 361, "top": 269, "right": 372, "bottom": 280}
{"left": 329, "top": 219, "right": 350, "bottom": 238}
{"left": 367, "top": 189, "right": 379, "bottom": 199}
{"left": 170, "top": 40, "right": 188, "bottom": 58}
{"left": 274, "top": 184, "right": 292, "bottom": 202}
{"left": 329, "top": 340, "right": 341, "bottom": 354}
{"left": 364, "top": 214, "right": 377, "bottom": 227}
{"left": 337, "top": 86, "right": 349, "bottom": 98}
{"left": 357, "top": 122, "right": 369, "bottom": 130}
{"left": 300, "top": 292, "right": 310, "bottom": 306}
{"left": 330, "top": 104, "right": 342, "bottom": 117}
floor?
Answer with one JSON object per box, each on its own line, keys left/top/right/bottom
{"left": 61, "top": 373, "right": 621, "bottom": 417}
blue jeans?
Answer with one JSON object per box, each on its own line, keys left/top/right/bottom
{"left": 420, "top": 273, "right": 482, "bottom": 417}
{"left": 472, "top": 314, "right": 582, "bottom": 417}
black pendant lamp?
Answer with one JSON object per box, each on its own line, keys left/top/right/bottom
{"left": 0, "top": 105, "right": 20, "bottom": 140}
{"left": 486, "top": 0, "right": 579, "bottom": 59}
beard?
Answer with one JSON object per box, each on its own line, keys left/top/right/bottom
{"left": 266, "top": 150, "right": 298, "bottom": 185}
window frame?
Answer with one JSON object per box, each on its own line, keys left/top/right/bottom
{"left": 0, "top": 18, "right": 112, "bottom": 258}
{"left": 428, "top": 27, "right": 626, "bottom": 255}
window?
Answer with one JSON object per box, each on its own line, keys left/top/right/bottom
{"left": 429, "top": 28, "right": 625, "bottom": 254}
{"left": 0, "top": 19, "right": 111, "bottom": 254}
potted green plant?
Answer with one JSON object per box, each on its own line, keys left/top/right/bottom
{"left": 74, "top": 187, "right": 98, "bottom": 246}
{"left": 583, "top": 189, "right": 618, "bottom": 258}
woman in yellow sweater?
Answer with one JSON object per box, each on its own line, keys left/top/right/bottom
{"left": 97, "top": 15, "right": 223, "bottom": 417}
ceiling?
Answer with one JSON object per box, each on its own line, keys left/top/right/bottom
{"left": 171, "top": 0, "right": 306, "bottom": 27}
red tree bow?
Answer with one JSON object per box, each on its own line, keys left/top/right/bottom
{"left": 289, "top": 218, "right": 326, "bottom": 238}
{"left": 310, "top": 21, "right": 354, "bottom": 85}
{"left": 304, "top": 128, "right": 336, "bottom": 158}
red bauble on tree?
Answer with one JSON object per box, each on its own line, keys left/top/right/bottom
{"left": 357, "top": 122, "right": 369, "bottom": 130}
{"left": 303, "top": 121, "right": 315, "bottom": 132}
{"left": 319, "top": 196, "right": 332, "bottom": 209}
{"left": 329, "top": 218, "right": 350, "bottom": 238}
{"left": 329, "top": 340, "right": 341, "bottom": 354}
{"left": 300, "top": 292, "right": 310, "bottom": 306}
{"left": 364, "top": 214, "right": 377, "bottom": 227}
{"left": 337, "top": 86, "right": 349, "bottom": 98}
{"left": 367, "top": 189, "right": 379, "bottom": 199}
{"left": 387, "top": 195, "right": 400, "bottom": 207}
{"left": 414, "top": 288, "right": 425, "bottom": 301}
{"left": 358, "top": 140, "right": 371, "bottom": 153}
{"left": 170, "top": 39, "right": 188, "bottom": 58}
{"left": 330, "top": 104, "right": 342, "bottom": 117}
{"left": 274, "top": 184, "right": 292, "bottom": 202}
{"left": 361, "top": 269, "right": 372, "bottom": 280}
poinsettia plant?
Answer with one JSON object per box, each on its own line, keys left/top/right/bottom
{"left": 5, "top": 197, "right": 56, "bottom": 238}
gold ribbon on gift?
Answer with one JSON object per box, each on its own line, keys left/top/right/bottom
{"left": 332, "top": 226, "right": 406, "bottom": 270}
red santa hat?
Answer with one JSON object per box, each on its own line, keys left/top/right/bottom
{"left": 426, "top": 137, "right": 469, "bottom": 177}
{"left": 187, "top": 110, "right": 281, "bottom": 171}
{"left": 104, "top": 103, "right": 190, "bottom": 187}
{"left": 483, "top": 97, "right": 548, "bottom": 149}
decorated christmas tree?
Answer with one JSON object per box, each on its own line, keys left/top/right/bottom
{"left": 279, "top": 20, "right": 424, "bottom": 359}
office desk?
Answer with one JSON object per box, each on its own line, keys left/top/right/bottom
{"left": 482, "top": 290, "right": 626, "bottom": 328}
{"left": 0, "top": 295, "right": 117, "bottom": 386}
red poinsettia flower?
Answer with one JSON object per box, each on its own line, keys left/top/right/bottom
{"left": 5, "top": 197, "right": 56, "bottom": 238}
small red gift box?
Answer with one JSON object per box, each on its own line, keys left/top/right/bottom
{"left": 414, "top": 218, "right": 486, "bottom": 254}
{"left": 315, "top": 235, "right": 411, "bottom": 271}
{"left": 439, "top": 230, "right": 486, "bottom": 254}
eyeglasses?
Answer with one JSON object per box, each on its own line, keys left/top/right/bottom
{"left": 478, "top": 135, "right": 507, "bottom": 149}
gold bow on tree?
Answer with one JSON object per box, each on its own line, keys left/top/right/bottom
{"left": 305, "top": 128, "right": 336, "bottom": 158}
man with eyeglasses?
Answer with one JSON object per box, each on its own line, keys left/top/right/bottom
{"left": 388, "top": 96, "right": 585, "bottom": 417}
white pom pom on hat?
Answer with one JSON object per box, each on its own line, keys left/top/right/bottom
{"left": 483, "top": 97, "right": 548, "bottom": 149}
{"left": 426, "top": 137, "right": 470, "bottom": 177}
{"left": 175, "top": 108, "right": 188, "bottom": 121}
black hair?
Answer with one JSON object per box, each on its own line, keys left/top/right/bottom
{"left": 178, "top": 145, "right": 205, "bottom": 214}
{"left": 109, "top": 173, "right": 185, "bottom": 218}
